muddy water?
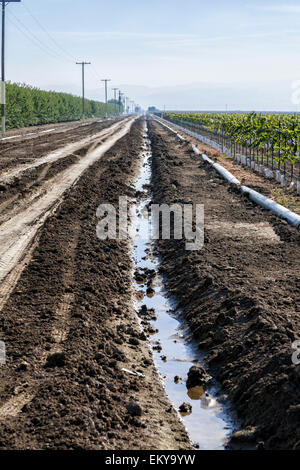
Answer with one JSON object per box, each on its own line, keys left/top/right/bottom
{"left": 132, "top": 123, "right": 236, "bottom": 450}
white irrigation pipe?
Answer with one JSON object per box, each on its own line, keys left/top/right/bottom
{"left": 197, "top": 149, "right": 300, "bottom": 229}
{"left": 153, "top": 117, "right": 186, "bottom": 141}
{"left": 201, "top": 152, "right": 241, "bottom": 186}
{"left": 154, "top": 117, "right": 300, "bottom": 229}
{"left": 155, "top": 116, "right": 300, "bottom": 229}
{"left": 159, "top": 115, "right": 300, "bottom": 196}
{"left": 240, "top": 186, "right": 300, "bottom": 228}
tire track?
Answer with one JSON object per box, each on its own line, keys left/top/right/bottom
{"left": 0, "top": 119, "right": 126, "bottom": 183}
{"left": 0, "top": 117, "right": 120, "bottom": 174}
{"left": 50, "top": 222, "right": 80, "bottom": 349}
{"left": 0, "top": 117, "right": 136, "bottom": 313}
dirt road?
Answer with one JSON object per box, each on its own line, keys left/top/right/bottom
{"left": 0, "top": 118, "right": 136, "bottom": 309}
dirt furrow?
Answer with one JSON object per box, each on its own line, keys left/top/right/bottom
{"left": 148, "top": 118, "right": 300, "bottom": 450}
{"left": 50, "top": 222, "right": 80, "bottom": 350}
{"left": 0, "top": 119, "right": 126, "bottom": 182}
{"left": 0, "top": 119, "right": 133, "bottom": 225}
{"left": 0, "top": 117, "right": 123, "bottom": 173}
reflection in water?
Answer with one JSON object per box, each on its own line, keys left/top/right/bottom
{"left": 201, "top": 393, "right": 216, "bottom": 410}
{"left": 180, "top": 410, "right": 193, "bottom": 417}
{"left": 188, "top": 386, "right": 205, "bottom": 401}
{"left": 131, "top": 122, "right": 236, "bottom": 450}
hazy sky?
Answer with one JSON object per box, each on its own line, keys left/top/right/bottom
{"left": 5, "top": 0, "right": 300, "bottom": 110}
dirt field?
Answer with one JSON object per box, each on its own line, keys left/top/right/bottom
{"left": 0, "top": 115, "right": 299, "bottom": 450}
{"left": 148, "top": 118, "right": 300, "bottom": 450}
{"left": 0, "top": 117, "right": 190, "bottom": 450}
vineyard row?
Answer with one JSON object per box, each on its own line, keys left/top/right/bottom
{"left": 161, "top": 112, "right": 300, "bottom": 186}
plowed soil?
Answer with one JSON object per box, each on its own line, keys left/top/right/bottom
{"left": 0, "top": 117, "right": 122, "bottom": 173}
{"left": 148, "top": 118, "right": 300, "bottom": 450}
{"left": 0, "top": 118, "right": 190, "bottom": 450}
{"left": 0, "top": 113, "right": 299, "bottom": 451}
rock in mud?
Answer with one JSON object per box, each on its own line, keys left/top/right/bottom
{"left": 134, "top": 270, "right": 147, "bottom": 283}
{"left": 138, "top": 305, "right": 157, "bottom": 321}
{"left": 146, "top": 326, "right": 158, "bottom": 335}
{"left": 153, "top": 342, "right": 162, "bottom": 352}
{"left": 186, "top": 365, "right": 210, "bottom": 389}
{"left": 126, "top": 402, "right": 142, "bottom": 417}
{"left": 146, "top": 287, "right": 155, "bottom": 296}
{"left": 179, "top": 402, "right": 192, "bottom": 414}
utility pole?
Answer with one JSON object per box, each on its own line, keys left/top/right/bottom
{"left": 1, "top": 1, "right": 21, "bottom": 137}
{"left": 76, "top": 61, "right": 91, "bottom": 120}
{"left": 101, "top": 79, "right": 111, "bottom": 118}
{"left": 112, "top": 87, "right": 118, "bottom": 116}
{"left": 118, "top": 91, "right": 123, "bottom": 114}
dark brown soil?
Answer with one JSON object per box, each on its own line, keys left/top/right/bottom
{"left": 2, "top": 117, "right": 99, "bottom": 139}
{"left": 0, "top": 118, "right": 190, "bottom": 450}
{"left": 148, "top": 118, "right": 300, "bottom": 450}
{"left": 0, "top": 154, "right": 79, "bottom": 209}
{"left": 0, "top": 117, "right": 122, "bottom": 172}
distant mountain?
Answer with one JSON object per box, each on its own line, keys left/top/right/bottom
{"left": 116, "top": 81, "right": 298, "bottom": 112}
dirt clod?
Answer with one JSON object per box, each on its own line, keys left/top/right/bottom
{"left": 179, "top": 403, "right": 192, "bottom": 414}
{"left": 126, "top": 402, "right": 142, "bottom": 417}
{"left": 186, "top": 365, "right": 210, "bottom": 389}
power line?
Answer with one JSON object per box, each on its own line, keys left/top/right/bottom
{"left": 21, "top": 2, "right": 76, "bottom": 64}
{"left": 101, "top": 78, "right": 111, "bottom": 118}
{"left": 90, "top": 63, "right": 102, "bottom": 81}
{"left": 76, "top": 61, "right": 91, "bottom": 120}
{"left": 112, "top": 87, "right": 118, "bottom": 115}
{"left": 7, "top": 10, "right": 66, "bottom": 62}
{"left": 6, "top": 15, "right": 64, "bottom": 62}
{"left": 8, "top": 10, "right": 63, "bottom": 60}
{"left": 8, "top": 7, "right": 119, "bottom": 110}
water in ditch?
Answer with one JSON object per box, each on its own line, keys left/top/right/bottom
{"left": 131, "top": 123, "right": 237, "bottom": 450}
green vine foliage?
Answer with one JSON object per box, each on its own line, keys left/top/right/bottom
{"left": 164, "top": 112, "right": 300, "bottom": 165}
{"left": 5, "top": 82, "right": 122, "bottom": 129}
